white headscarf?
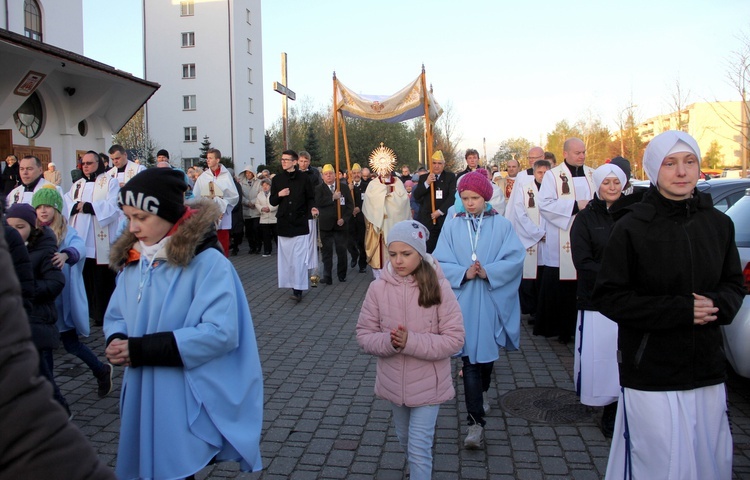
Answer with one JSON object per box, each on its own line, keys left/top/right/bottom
{"left": 593, "top": 164, "right": 626, "bottom": 193}
{"left": 643, "top": 131, "right": 701, "bottom": 186}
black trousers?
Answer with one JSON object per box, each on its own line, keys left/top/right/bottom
{"left": 83, "top": 258, "right": 116, "bottom": 326}
{"left": 519, "top": 266, "right": 543, "bottom": 315}
{"left": 533, "top": 267, "right": 577, "bottom": 339}
{"left": 347, "top": 214, "right": 368, "bottom": 269}
{"left": 320, "top": 228, "right": 349, "bottom": 280}
{"left": 244, "top": 217, "right": 261, "bottom": 252}
{"left": 260, "top": 223, "right": 277, "bottom": 254}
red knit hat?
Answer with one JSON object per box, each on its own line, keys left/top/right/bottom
{"left": 458, "top": 170, "right": 493, "bottom": 201}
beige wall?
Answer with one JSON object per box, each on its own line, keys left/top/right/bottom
{"left": 638, "top": 101, "right": 743, "bottom": 168}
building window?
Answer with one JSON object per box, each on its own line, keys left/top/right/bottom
{"left": 24, "top": 0, "right": 42, "bottom": 41}
{"left": 184, "top": 127, "right": 197, "bottom": 142}
{"left": 249, "top": 128, "right": 254, "bottom": 143}
{"left": 182, "top": 64, "right": 196, "bottom": 79}
{"left": 247, "top": 39, "right": 252, "bottom": 54}
{"left": 181, "top": 32, "right": 195, "bottom": 47}
{"left": 14, "top": 91, "right": 43, "bottom": 138}
{"left": 183, "top": 95, "right": 196, "bottom": 111}
{"left": 246, "top": 9, "right": 251, "bottom": 24}
{"left": 248, "top": 98, "right": 253, "bottom": 113}
{"left": 180, "top": 0, "right": 194, "bottom": 16}
{"left": 247, "top": 68, "right": 253, "bottom": 83}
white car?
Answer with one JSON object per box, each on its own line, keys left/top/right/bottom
{"left": 723, "top": 188, "right": 750, "bottom": 378}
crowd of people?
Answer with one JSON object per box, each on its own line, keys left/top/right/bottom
{"left": 1, "top": 129, "right": 745, "bottom": 479}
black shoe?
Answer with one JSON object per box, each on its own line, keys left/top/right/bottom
{"left": 557, "top": 335, "right": 571, "bottom": 344}
{"left": 359, "top": 267, "right": 367, "bottom": 273}
{"left": 322, "top": 277, "right": 333, "bottom": 285}
{"left": 291, "top": 290, "right": 302, "bottom": 302}
{"left": 96, "top": 363, "right": 114, "bottom": 398}
{"left": 338, "top": 276, "right": 346, "bottom": 282}
{"left": 350, "top": 258, "right": 357, "bottom": 268}
{"left": 527, "top": 314, "right": 536, "bottom": 326}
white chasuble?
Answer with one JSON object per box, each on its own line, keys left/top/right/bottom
{"left": 538, "top": 163, "right": 594, "bottom": 280}
{"left": 108, "top": 160, "right": 146, "bottom": 187}
{"left": 65, "top": 174, "right": 121, "bottom": 264}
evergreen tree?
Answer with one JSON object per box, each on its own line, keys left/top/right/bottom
{"left": 304, "top": 126, "right": 322, "bottom": 166}
{"left": 199, "top": 135, "right": 212, "bottom": 159}
{"left": 265, "top": 132, "right": 276, "bottom": 165}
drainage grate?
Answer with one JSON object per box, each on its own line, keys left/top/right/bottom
{"left": 499, "top": 387, "right": 598, "bottom": 424}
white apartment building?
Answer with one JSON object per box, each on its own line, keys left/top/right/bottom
{"left": 0, "top": 0, "right": 157, "bottom": 190}
{"left": 143, "top": 0, "right": 265, "bottom": 172}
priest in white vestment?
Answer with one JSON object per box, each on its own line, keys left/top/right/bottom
{"left": 191, "top": 148, "right": 239, "bottom": 256}
{"left": 6, "top": 155, "right": 63, "bottom": 207}
{"left": 534, "top": 138, "right": 594, "bottom": 343}
{"left": 64, "top": 151, "right": 120, "bottom": 326}
{"left": 107, "top": 145, "right": 146, "bottom": 188}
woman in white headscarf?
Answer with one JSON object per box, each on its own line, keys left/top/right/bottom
{"left": 593, "top": 131, "right": 745, "bottom": 479}
{"left": 570, "top": 163, "right": 627, "bottom": 438}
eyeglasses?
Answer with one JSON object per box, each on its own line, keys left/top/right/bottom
{"left": 81, "top": 161, "right": 97, "bottom": 166}
{"left": 280, "top": 158, "right": 294, "bottom": 162}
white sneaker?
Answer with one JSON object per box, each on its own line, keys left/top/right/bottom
{"left": 464, "top": 424, "right": 484, "bottom": 449}
{"left": 483, "top": 392, "right": 491, "bottom": 415}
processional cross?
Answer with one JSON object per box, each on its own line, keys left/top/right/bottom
{"left": 273, "top": 52, "right": 296, "bottom": 150}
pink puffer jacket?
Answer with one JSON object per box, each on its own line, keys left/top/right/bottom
{"left": 356, "top": 257, "right": 464, "bottom": 407}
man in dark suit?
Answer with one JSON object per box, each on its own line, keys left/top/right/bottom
{"left": 412, "top": 150, "right": 457, "bottom": 253}
{"left": 315, "top": 164, "right": 353, "bottom": 284}
{"left": 347, "top": 163, "right": 368, "bottom": 273}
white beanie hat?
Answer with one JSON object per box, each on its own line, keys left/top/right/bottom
{"left": 643, "top": 131, "right": 701, "bottom": 186}
{"left": 593, "top": 164, "right": 626, "bottom": 193}
{"left": 386, "top": 220, "right": 429, "bottom": 259}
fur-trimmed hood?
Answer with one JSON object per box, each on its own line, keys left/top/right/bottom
{"left": 109, "top": 200, "right": 222, "bottom": 270}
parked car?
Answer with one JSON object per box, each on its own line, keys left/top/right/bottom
{"left": 723, "top": 188, "right": 750, "bottom": 378}
{"left": 697, "top": 178, "right": 750, "bottom": 212}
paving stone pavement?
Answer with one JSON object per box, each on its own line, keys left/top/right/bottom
{"left": 55, "top": 251, "right": 750, "bottom": 479}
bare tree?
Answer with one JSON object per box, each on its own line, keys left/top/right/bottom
{"left": 667, "top": 77, "right": 691, "bottom": 132}
{"left": 726, "top": 32, "right": 750, "bottom": 176}
{"left": 113, "top": 107, "right": 157, "bottom": 167}
{"left": 706, "top": 31, "right": 750, "bottom": 176}
{"left": 433, "top": 101, "right": 463, "bottom": 170}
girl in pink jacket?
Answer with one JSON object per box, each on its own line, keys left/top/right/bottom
{"left": 357, "top": 220, "right": 464, "bottom": 480}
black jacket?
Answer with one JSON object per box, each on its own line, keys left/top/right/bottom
{"left": 300, "top": 168, "right": 321, "bottom": 220}
{"left": 592, "top": 186, "right": 745, "bottom": 391}
{"left": 1, "top": 162, "right": 19, "bottom": 196}
{"left": 5, "top": 225, "right": 33, "bottom": 308}
{"left": 270, "top": 166, "right": 315, "bottom": 237}
{"left": 315, "top": 182, "right": 353, "bottom": 232}
{"left": 570, "top": 194, "right": 613, "bottom": 311}
{"left": 412, "top": 171, "right": 456, "bottom": 228}
{"left": 26, "top": 227, "right": 65, "bottom": 350}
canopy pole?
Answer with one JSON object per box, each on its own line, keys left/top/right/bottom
{"left": 339, "top": 112, "right": 356, "bottom": 205}
{"left": 422, "top": 65, "right": 436, "bottom": 224}
{"left": 333, "top": 72, "right": 341, "bottom": 220}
